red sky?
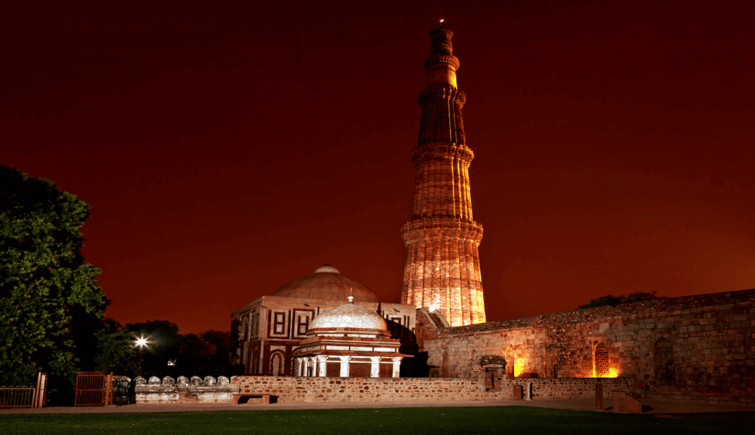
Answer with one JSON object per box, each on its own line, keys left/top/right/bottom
{"left": 2, "top": 0, "right": 754, "bottom": 334}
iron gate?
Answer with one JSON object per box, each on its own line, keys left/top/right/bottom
{"left": 74, "top": 372, "right": 113, "bottom": 406}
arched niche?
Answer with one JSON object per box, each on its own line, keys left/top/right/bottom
{"left": 654, "top": 337, "right": 675, "bottom": 386}
{"left": 593, "top": 342, "right": 609, "bottom": 377}
{"left": 545, "top": 344, "right": 560, "bottom": 378}
{"left": 269, "top": 350, "right": 285, "bottom": 376}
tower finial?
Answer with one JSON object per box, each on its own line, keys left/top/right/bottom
{"left": 425, "top": 23, "right": 460, "bottom": 88}
{"left": 348, "top": 287, "right": 354, "bottom": 304}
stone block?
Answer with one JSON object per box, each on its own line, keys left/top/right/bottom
{"left": 626, "top": 395, "right": 642, "bottom": 413}
{"left": 612, "top": 391, "right": 627, "bottom": 413}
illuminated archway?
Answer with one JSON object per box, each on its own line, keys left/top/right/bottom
{"left": 593, "top": 342, "right": 610, "bottom": 377}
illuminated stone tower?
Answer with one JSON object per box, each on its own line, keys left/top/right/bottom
{"left": 401, "top": 24, "right": 486, "bottom": 326}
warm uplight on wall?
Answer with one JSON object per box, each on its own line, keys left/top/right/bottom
{"left": 592, "top": 367, "right": 619, "bottom": 378}
{"left": 514, "top": 359, "right": 526, "bottom": 377}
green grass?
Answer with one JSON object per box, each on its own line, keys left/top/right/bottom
{"left": 2, "top": 407, "right": 754, "bottom": 434}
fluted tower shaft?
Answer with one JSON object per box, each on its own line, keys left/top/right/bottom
{"left": 401, "top": 26, "right": 486, "bottom": 327}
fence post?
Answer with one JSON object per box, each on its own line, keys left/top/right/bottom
{"left": 34, "top": 372, "right": 47, "bottom": 408}
{"left": 106, "top": 373, "right": 113, "bottom": 406}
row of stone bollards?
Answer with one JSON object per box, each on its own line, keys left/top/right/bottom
{"left": 134, "top": 375, "right": 231, "bottom": 388}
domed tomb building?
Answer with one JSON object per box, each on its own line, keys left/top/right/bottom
{"left": 292, "top": 295, "right": 411, "bottom": 378}
{"left": 231, "top": 265, "right": 418, "bottom": 376}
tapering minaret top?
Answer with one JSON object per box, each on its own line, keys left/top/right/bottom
{"left": 424, "top": 21, "right": 461, "bottom": 88}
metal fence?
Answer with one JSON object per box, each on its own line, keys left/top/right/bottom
{"left": 74, "top": 372, "right": 113, "bottom": 406}
{"left": 0, "top": 386, "right": 36, "bottom": 409}
{"left": 0, "top": 372, "right": 47, "bottom": 409}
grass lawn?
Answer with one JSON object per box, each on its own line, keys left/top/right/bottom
{"left": 2, "top": 406, "right": 754, "bottom": 434}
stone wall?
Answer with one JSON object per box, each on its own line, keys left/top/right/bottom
{"left": 132, "top": 373, "right": 629, "bottom": 404}
{"left": 421, "top": 289, "right": 755, "bottom": 404}
{"left": 230, "top": 375, "right": 628, "bottom": 403}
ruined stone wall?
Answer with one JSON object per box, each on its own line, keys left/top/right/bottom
{"left": 231, "top": 376, "right": 628, "bottom": 403}
{"left": 422, "top": 290, "right": 755, "bottom": 404}
{"left": 133, "top": 374, "right": 629, "bottom": 404}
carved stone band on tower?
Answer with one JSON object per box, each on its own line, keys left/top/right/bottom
{"left": 401, "top": 25, "right": 487, "bottom": 327}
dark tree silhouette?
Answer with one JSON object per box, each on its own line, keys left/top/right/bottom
{"left": 0, "top": 166, "right": 109, "bottom": 388}
{"left": 578, "top": 292, "right": 659, "bottom": 309}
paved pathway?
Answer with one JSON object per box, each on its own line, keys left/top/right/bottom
{"left": 3, "top": 399, "right": 755, "bottom": 415}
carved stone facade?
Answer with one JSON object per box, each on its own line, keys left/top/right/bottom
{"left": 401, "top": 25, "right": 486, "bottom": 327}
{"left": 231, "top": 265, "right": 417, "bottom": 376}
{"left": 292, "top": 301, "right": 409, "bottom": 378}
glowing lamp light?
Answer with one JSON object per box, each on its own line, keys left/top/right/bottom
{"left": 133, "top": 335, "right": 150, "bottom": 349}
{"left": 428, "top": 304, "right": 438, "bottom": 312}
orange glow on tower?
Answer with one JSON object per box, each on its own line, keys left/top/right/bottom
{"left": 401, "top": 25, "right": 487, "bottom": 326}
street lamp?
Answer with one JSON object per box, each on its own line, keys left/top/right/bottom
{"left": 133, "top": 335, "right": 151, "bottom": 349}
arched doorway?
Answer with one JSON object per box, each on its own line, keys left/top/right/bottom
{"left": 545, "top": 344, "right": 559, "bottom": 378}
{"left": 593, "top": 342, "right": 609, "bottom": 377}
{"left": 654, "top": 338, "right": 675, "bottom": 386}
{"left": 270, "top": 351, "right": 284, "bottom": 376}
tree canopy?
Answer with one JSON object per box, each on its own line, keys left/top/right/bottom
{"left": 578, "top": 291, "right": 659, "bottom": 309}
{"left": 0, "top": 166, "right": 109, "bottom": 385}
{"left": 124, "top": 320, "right": 231, "bottom": 378}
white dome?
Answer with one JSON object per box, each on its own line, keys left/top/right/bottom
{"left": 310, "top": 303, "right": 387, "bottom": 330}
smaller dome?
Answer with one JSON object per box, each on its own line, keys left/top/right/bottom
{"left": 310, "top": 303, "right": 387, "bottom": 330}
{"left": 314, "top": 265, "right": 340, "bottom": 274}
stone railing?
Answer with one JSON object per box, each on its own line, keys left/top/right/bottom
{"left": 134, "top": 375, "right": 238, "bottom": 403}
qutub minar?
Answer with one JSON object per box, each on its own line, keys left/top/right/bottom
{"left": 401, "top": 23, "right": 486, "bottom": 327}
{"left": 140, "top": 24, "right": 753, "bottom": 407}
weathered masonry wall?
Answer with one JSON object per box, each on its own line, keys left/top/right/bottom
{"left": 231, "top": 376, "right": 628, "bottom": 403}
{"left": 133, "top": 375, "right": 628, "bottom": 404}
{"left": 421, "top": 290, "right": 755, "bottom": 405}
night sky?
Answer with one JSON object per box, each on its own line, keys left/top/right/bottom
{"left": 3, "top": 1, "right": 754, "bottom": 334}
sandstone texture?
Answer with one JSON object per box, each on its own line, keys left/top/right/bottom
{"left": 401, "top": 26, "right": 486, "bottom": 327}
{"left": 420, "top": 290, "right": 755, "bottom": 405}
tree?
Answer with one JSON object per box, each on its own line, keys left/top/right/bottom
{"left": 125, "top": 320, "right": 183, "bottom": 377}
{"left": 578, "top": 291, "right": 658, "bottom": 309}
{"left": 180, "top": 330, "right": 231, "bottom": 376}
{"left": 179, "top": 333, "right": 216, "bottom": 375}
{"left": 0, "top": 166, "right": 109, "bottom": 386}
{"left": 94, "top": 318, "right": 139, "bottom": 375}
